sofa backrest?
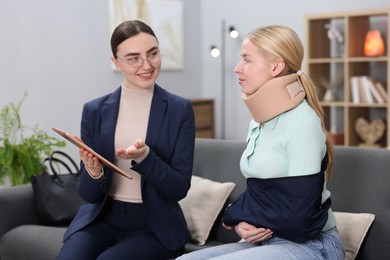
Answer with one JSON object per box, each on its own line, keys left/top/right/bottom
{"left": 328, "top": 146, "right": 390, "bottom": 260}
{"left": 193, "top": 139, "right": 390, "bottom": 260}
{"left": 193, "top": 138, "right": 246, "bottom": 243}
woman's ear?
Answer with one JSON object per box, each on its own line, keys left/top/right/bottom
{"left": 271, "top": 59, "right": 285, "bottom": 77}
{"left": 111, "top": 56, "right": 122, "bottom": 72}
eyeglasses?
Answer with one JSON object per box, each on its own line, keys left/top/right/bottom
{"left": 119, "top": 50, "right": 163, "bottom": 68}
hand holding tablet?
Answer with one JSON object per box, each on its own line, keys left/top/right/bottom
{"left": 52, "top": 127, "right": 132, "bottom": 180}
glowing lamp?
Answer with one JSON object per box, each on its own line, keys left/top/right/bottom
{"left": 364, "top": 30, "right": 385, "bottom": 57}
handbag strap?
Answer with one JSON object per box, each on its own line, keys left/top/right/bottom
{"left": 47, "top": 151, "right": 79, "bottom": 178}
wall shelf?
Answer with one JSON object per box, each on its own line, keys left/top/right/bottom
{"left": 305, "top": 9, "right": 389, "bottom": 148}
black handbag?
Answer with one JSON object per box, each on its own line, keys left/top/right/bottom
{"left": 31, "top": 150, "right": 84, "bottom": 226}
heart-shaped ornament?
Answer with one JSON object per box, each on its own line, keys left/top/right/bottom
{"left": 355, "top": 117, "right": 386, "bottom": 147}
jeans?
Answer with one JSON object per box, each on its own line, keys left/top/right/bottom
{"left": 177, "top": 228, "right": 344, "bottom": 260}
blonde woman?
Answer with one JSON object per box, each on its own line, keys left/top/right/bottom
{"left": 177, "top": 25, "right": 344, "bottom": 260}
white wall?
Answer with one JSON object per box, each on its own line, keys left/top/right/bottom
{"left": 0, "top": 0, "right": 202, "bottom": 159}
{"left": 0, "top": 0, "right": 389, "bottom": 162}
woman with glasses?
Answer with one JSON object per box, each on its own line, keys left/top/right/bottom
{"left": 57, "top": 20, "right": 195, "bottom": 260}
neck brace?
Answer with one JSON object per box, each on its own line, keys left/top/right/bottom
{"left": 242, "top": 73, "right": 306, "bottom": 123}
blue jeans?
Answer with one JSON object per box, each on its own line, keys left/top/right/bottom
{"left": 177, "top": 228, "right": 344, "bottom": 260}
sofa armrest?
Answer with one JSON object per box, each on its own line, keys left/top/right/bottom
{"left": 0, "top": 184, "right": 39, "bottom": 239}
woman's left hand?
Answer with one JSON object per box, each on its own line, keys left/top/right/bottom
{"left": 116, "top": 139, "right": 147, "bottom": 159}
{"left": 235, "top": 222, "right": 273, "bottom": 243}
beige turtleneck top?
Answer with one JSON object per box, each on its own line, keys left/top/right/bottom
{"left": 108, "top": 84, "right": 153, "bottom": 203}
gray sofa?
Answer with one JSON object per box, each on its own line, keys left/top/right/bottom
{"left": 1, "top": 138, "right": 390, "bottom": 260}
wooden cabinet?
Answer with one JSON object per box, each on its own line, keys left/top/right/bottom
{"left": 191, "top": 99, "right": 215, "bottom": 138}
{"left": 305, "top": 9, "right": 389, "bottom": 148}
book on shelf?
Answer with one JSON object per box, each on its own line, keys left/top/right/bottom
{"left": 350, "top": 75, "right": 388, "bottom": 104}
{"left": 350, "top": 76, "right": 360, "bottom": 103}
{"left": 368, "top": 79, "right": 386, "bottom": 104}
{"left": 356, "top": 76, "right": 368, "bottom": 103}
{"left": 361, "top": 76, "right": 373, "bottom": 104}
{"left": 375, "top": 81, "right": 388, "bottom": 102}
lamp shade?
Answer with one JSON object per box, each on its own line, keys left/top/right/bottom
{"left": 364, "top": 30, "right": 385, "bottom": 57}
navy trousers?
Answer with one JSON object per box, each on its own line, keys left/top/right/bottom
{"left": 57, "top": 197, "right": 184, "bottom": 260}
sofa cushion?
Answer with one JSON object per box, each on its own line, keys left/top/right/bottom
{"left": 0, "top": 225, "right": 65, "bottom": 260}
{"left": 334, "top": 212, "right": 375, "bottom": 260}
{"left": 179, "top": 175, "right": 235, "bottom": 245}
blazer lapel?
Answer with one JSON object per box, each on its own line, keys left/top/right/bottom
{"left": 146, "top": 85, "right": 167, "bottom": 147}
{"left": 100, "top": 87, "right": 121, "bottom": 163}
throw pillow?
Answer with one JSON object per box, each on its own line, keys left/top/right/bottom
{"left": 334, "top": 211, "right": 375, "bottom": 260}
{"left": 179, "top": 175, "right": 236, "bottom": 245}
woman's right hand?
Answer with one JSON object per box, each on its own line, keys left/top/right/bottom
{"left": 74, "top": 136, "right": 103, "bottom": 178}
{"left": 79, "top": 147, "right": 103, "bottom": 178}
{"left": 234, "top": 222, "right": 273, "bottom": 243}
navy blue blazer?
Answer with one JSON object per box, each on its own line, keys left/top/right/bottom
{"left": 63, "top": 84, "right": 195, "bottom": 251}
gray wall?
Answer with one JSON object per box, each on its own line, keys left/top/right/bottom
{"left": 0, "top": 0, "right": 389, "bottom": 160}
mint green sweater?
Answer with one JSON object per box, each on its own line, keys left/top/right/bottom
{"left": 240, "top": 100, "right": 336, "bottom": 231}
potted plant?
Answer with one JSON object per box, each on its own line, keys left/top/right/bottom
{"left": 0, "top": 93, "right": 65, "bottom": 186}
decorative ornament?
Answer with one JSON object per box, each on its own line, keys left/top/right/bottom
{"left": 364, "top": 30, "right": 385, "bottom": 57}
{"left": 355, "top": 117, "right": 386, "bottom": 147}
{"left": 318, "top": 73, "right": 344, "bottom": 102}
{"left": 324, "top": 23, "right": 344, "bottom": 57}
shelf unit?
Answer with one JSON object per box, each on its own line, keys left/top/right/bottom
{"left": 191, "top": 99, "right": 215, "bottom": 138}
{"left": 305, "top": 9, "right": 389, "bottom": 148}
